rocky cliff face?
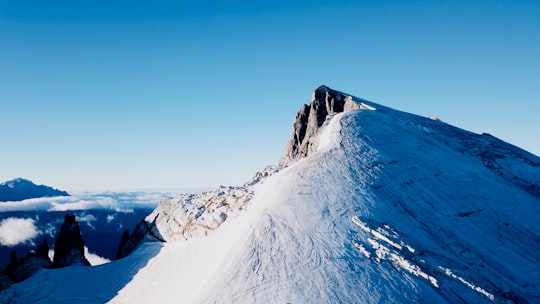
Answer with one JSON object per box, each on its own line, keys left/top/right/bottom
{"left": 52, "top": 214, "right": 90, "bottom": 268}
{"left": 1, "top": 215, "right": 93, "bottom": 290}
{"left": 279, "top": 85, "right": 366, "bottom": 165}
{"left": 116, "top": 166, "right": 281, "bottom": 259}
{"left": 1, "top": 240, "right": 52, "bottom": 290}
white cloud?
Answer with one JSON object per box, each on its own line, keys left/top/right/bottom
{"left": 0, "top": 218, "right": 41, "bottom": 246}
{"left": 43, "top": 223, "right": 56, "bottom": 238}
{"left": 106, "top": 214, "right": 116, "bottom": 223}
{"left": 76, "top": 213, "right": 97, "bottom": 223}
{"left": 76, "top": 213, "right": 98, "bottom": 230}
{"left": 49, "top": 197, "right": 120, "bottom": 212}
{"left": 0, "top": 191, "right": 172, "bottom": 213}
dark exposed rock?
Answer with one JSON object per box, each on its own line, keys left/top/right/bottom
{"left": 2, "top": 251, "right": 19, "bottom": 278}
{"left": 0, "top": 273, "right": 10, "bottom": 291}
{"left": 116, "top": 218, "right": 164, "bottom": 259}
{"left": 36, "top": 240, "right": 49, "bottom": 259}
{"left": 116, "top": 229, "right": 130, "bottom": 260}
{"left": 1, "top": 241, "right": 53, "bottom": 290}
{"left": 0, "top": 216, "right": 92, "bottom": 291}
{"left": 280, "top": 85, "right": 363, "bottom": 165}
{"left": 0, "top": 178, "right": 69, "bottom": 202}
{"left": 52, "top": 214, "right": 90, "bottom": 268}
{"left": 11, "top": 251, "right": 52, "bottom": 282}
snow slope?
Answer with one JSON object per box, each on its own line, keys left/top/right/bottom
{"left": 1, "top": 88, "right": 539, "bottom": 303}
{"left": 200, "top": 103, "right": 540, "bottom": 303}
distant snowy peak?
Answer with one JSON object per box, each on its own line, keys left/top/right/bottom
{"left": 280, "top": 85, "right": 374, "bottom": 165}
{"left": 1, "top": 178, "right": 32, "bottom": 189}
{"left": 0, "top": 178, "right": 69, "bottom": 202}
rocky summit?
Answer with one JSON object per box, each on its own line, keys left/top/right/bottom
{"left": 1, "top": 86, "right": 538, "bottom": 303}
{"left": 280, "top": 85, "right": 370, "bottom": 165}
{"left": 52, "top": 214, "right": 90, "bottom": 268}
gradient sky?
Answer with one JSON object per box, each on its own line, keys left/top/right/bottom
{"left": 1, "top": 0, "right": 539, "bottom": 191}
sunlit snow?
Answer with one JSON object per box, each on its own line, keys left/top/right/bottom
{"left": 1, "top": 94, "right": 539, "bottom": 304}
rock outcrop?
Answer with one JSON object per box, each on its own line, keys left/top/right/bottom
{"left": 116, "top": 218, "right": 164, "bottom": 259}
{"left": 280, "top": 85, "right": 365, "bottom": 165}
{"left": 1, "top": 240, "right": 53, "bottom": 290}
{"left": 1, "top": 215, "right": 92, "bottom": 291}
{"left": 52, "top": 214, "right": 90, "bottom": 268}
{"left": 117, "top": 166, "right": 280, "bottom": 259}
{"left": 117, "top": 186, "right": 253, "bottom": 259}
{"left": 0, "top": 178, "right": 69, "bottom": 202}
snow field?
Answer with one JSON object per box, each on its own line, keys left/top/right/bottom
{"left": 2, "top": 94, "right": 539, "bottom": 304}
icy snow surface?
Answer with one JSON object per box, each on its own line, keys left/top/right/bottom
{"left": 1, "top": 98, "right": 539, "bottom": 303}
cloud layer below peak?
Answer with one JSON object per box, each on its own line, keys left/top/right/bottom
{"left": 0, "top": 191, "right": 173, "bottom": 213}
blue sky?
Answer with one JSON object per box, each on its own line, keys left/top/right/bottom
{"left": 1, "top": 0, "right": 539, "bottom": 191}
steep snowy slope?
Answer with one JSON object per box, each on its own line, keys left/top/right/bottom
{"left": 199, "top": 96, "right": 540, "bottom": 303}
{"left": 1, "top": 86, "right": 539, "bottom": 303}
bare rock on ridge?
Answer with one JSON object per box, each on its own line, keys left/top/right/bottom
{"left": 280, "top": 85, "right": 363, "bottom": 165}
{"left": 1, "top": 240, "right": 53, "bottom": 290}
{"left": 52, "top": 214, "right": 90, "bottom": 268}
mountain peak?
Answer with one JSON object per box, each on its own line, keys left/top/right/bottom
{"left": 315, "top": 84, "right": 331, "bottom": 92}
{"left": 0, "top": 178, "right": 69, "bottom": 202}
{"left": 1, "top": 178, "right": 32, "bottom": 188}
{"left": 280, "top": 86, "right": 367, "bottom": 165}
{"left": 2, "top": 87, "right": 540, "bottom": 303}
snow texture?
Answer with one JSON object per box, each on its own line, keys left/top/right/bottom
{"left": 1, "top": 88, "right": 539, "bottom": 304}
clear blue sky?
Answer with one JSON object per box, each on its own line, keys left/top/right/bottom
{"left": 1, "top": 0, "right": 539, "bottom": 191}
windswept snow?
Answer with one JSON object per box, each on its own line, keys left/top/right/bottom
{"left": 199, "top": 104, "right": 540, "bottom": 303}
{"left": 1, "top": 94, "right": 539, "bottom": 303}
{"left": 316, "top": 113, "right": 343, "bottom": 153}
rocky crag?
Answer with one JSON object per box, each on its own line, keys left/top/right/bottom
{"left": 1, "top": 214, "right": 91, "bottom": 290}
{"left": 52, "top": 214, "right": 90, "bottom": 268}
{"left": 280, "top": 85, "right": 372, "bottom": 165}
{"left": 0, "top": 240, "right": 52, "bottom": 289}
{"left": 116, "top": 166, "right": 281, "bottom": 259}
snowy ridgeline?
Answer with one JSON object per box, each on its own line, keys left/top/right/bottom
{"left": 144, "top": 166, "right": 280, "bottom": 242}
{"left": 1, "top": 86, "right": 539, "bottom": 304}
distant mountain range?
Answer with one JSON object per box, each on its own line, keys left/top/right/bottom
{"left": 0, "top": 178, "right": 69, "bottom": 202}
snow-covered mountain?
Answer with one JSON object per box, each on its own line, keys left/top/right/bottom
{"left": 1, "top": 86, "right": 539, "bottom": 303}
{"left": 0, "top": 178, "right": 69, "bottom": 202}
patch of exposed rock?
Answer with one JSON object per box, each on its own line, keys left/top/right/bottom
{"left": 242, "top": 165, "right": 280, "bottom": 188}
{"left": 1, "top": 215, "right": 92, "bottom": 291}
{"left": 280, "top": 85, "right": 365, "bottom": 165}
{"left": 146, "top": 186, "right": 253, "bottom": 242}
{"left": 116, "top": 218, "right": 165, "bottom": 259}
{"left": 52, "top": 214, "right": 90, "bottom": 268}
{"left": 117, "top": 166, "right": 281, "bottom": 258}
{"left": 116, "top": 186, "right": 252, "bottom": 258}
{"left": 1, "top": 240, "right": 52, "bottom": 290}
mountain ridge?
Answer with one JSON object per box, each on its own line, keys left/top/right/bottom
{"left": 0, "top": 178, "right": 69, "bottom": 202}
{"left": 280, "top": 85, "right": 374, "bottom": 165}
{"left": 1, "top": 86, "right": 539, "bottom": 303}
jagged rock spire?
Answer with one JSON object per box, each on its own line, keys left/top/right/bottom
{"left": 280, "top": 85, "right": 362, "bottom": 165}
{"left": 52, "top": 214, "right": 90, "bottom": 268}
